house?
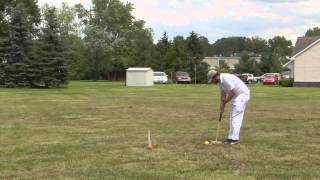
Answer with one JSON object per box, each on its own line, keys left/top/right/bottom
{"left": 203, "top": 56, "right": 240, "bottom": 69}
{"left": 126, "top": 67, "right": 154, "bottom": 87}
{"left": 203, "top": 55, "right": 261, "bottom": 70}
{"left": 283, "top": 36, "right": 320, "bottom": 87}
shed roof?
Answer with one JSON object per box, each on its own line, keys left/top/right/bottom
{"left": 127, "top": 67, "right": 153, "bottom": 72}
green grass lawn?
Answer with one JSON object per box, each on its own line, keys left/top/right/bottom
{"left": 0, "top": 81, "right": 319, "bottom": 179}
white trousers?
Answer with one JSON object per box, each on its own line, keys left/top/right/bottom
{"left": 228, "top": 93, "right": 250, "bottom": 140}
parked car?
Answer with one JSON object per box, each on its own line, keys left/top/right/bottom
{"left": 175, "top": 71, "right": 191, "bottom": 84}
{"left": 241, "top": 73, "right": 255, "bottom": 84}
{"left": 153, "top": 72, "right": 168, "bottom": 84}
{"left": 239, "top": 74, "right": 250, "bottom": 84}
{"left": 259, "top": 73, "right": 282, "bottom": 82}
{"left": 262, "top": 74, "right": 279, "bottom": 85}
{"left": 253, "top": 76, "right": 260, "bottom": 82}
{"left": 256, "top": 73, "right": 281, "bottom": 82}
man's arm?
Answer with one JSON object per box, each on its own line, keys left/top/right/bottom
{"left": 220, "top": 91, "right": 226, "bottom": 112}
{"left": 220, "top": 89, "right": 236, "bottom": 112}
{"left": 225, "top": 89, "right": 236, "bottom": 104}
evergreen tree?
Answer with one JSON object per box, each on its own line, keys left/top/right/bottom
{"left": 167, "top": 36, "right": 188, "bottom": 73}
{"left": 38, "top": 7, "right": 68, "bottom": 88}
{"left": 186, "top": 31, "right": 204, "bottom": 84}
{"left": 4, "top": 4, "right": 32, "bottom": 87}
{"left": 0, "top": 38, "right": 9, "bottom": 85}
{"left": 26, "top": 40, "right": 42, "bottom": 87}
{"left": 155, "top": 32, "right": 171, "bottom": 71}
{"left": 43, "top": 3, "right": 85, "bottom": 80}
{"left": 0, "top": 0, "right": 40, "bottom": 37}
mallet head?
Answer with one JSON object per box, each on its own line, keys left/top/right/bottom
{"left": 210, "top": 140, "right": 222, "bottom": 145}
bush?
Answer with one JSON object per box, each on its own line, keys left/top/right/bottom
{"left": 279, "top": 78, "right": 294, "bottom": 87}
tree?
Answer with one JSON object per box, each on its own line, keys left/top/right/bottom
{"left": 62, "top": 35, "right": 88, "bottom": 80}
{"left": 56, "top": 2, "right": 81, "bottom": 37}
{"left": 268, "top": 36, "right": 292, "bottom": 65}
{"left": 186, "top": 31, "right": 205, "bottom": 84}
{"left": 0, "top": 0, "right": 40, "bottom": 37}
{"left": 196, "top": 62, "right": 210, "bottom": 83}
{"left": 305, "top": 27, "right": 320, "bottom": 37}
{"left": 3, "top": 3, "right": 33, "bottom": 87}
{"left": 249, "top": 37, "right": 268, "bottom": 54}
{"left": 81, "top": 0, "right": 135, "bottom": 80}
{"left": 199, "top": 36, "right": 211, "bottom": 56}
{"left": 254, "top": 36, "right": 292, "bottom": 75}
{"left": 42, "top": 3, "right": 81, "bottom": 36}
{"left": 258, "top": 51, "right": 282, "bottom": 74}
{"left": 212, "top": 37, "right": 250, "bottom": 56}
{"left": 124, "top": 20, "right": 154, "bottom": 68}
{"left": 235, "top": 51, "right": 256, "bottom": 74}
{"left": 45, "top": 3, "right": 87, "bottom": 80}
{"left": 0, "top": 3, "right": 10, "bottom": 37}
{"left": 166, "top": 36, "right": 188, "bottom": 73}
{"left": 154, "top": 32, "right": 172, "bottom": 71}
{"left": 0, "top": 38, "right": 9, "bottom": 85}
{"left": 37, "top": 7, "right": 68, "bottom": 87}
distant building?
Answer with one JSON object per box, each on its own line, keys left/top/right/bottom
{"left": 203, "top": 55, "right": 261, "bottom": 70}
{"left": 283, "top": 36, "right": 320, "bottom": 87}
{"left": 203, "top": 57, "right": 240, "bottom": 70}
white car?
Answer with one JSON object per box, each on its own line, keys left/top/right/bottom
{"left": 153, "top": 72, "right": 168, "bottom": 84}
{"left": 241, "top": 73, "right": 255, "bottom": 83}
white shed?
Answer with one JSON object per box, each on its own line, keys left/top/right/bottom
{"left": 126, "top": 67, "right": 154, "bottom": 87}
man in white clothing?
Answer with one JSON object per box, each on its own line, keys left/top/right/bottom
{"left": 207, "top": 70, "right": 250, "bottom": 144}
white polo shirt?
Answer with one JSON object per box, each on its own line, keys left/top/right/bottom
{"left": 219, "top": 73, "right": 250, "bottom": 97}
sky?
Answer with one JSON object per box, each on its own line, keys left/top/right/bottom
{"left": 37, "top": 0, "right": 320, "bottom": 44}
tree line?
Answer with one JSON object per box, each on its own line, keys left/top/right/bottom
{"left": 1, "top": 0, "right": 320, "bottom": 87}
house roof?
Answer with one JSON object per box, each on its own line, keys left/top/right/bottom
{"left": 283, "top": 36, "right": 320, "bottom": 68}
{"left": 292, "top": 36, "right": 320, "bottom": 56}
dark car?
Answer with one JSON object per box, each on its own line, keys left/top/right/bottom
{"left": 175, "top": 71, "right": 191, "bottom": 84}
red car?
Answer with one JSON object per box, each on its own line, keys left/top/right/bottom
{"left": 262, "top": 75, "right": 278, "bottom": 85}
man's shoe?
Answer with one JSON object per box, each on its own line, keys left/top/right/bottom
{"left": 229, "top": 140, "right": 240, "bottom": 145}
{"left": 223, "top": 139, "right": 232, "bottom": 144}
{"left": 223, "top": 139, "right": 240, "bottom": 145}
